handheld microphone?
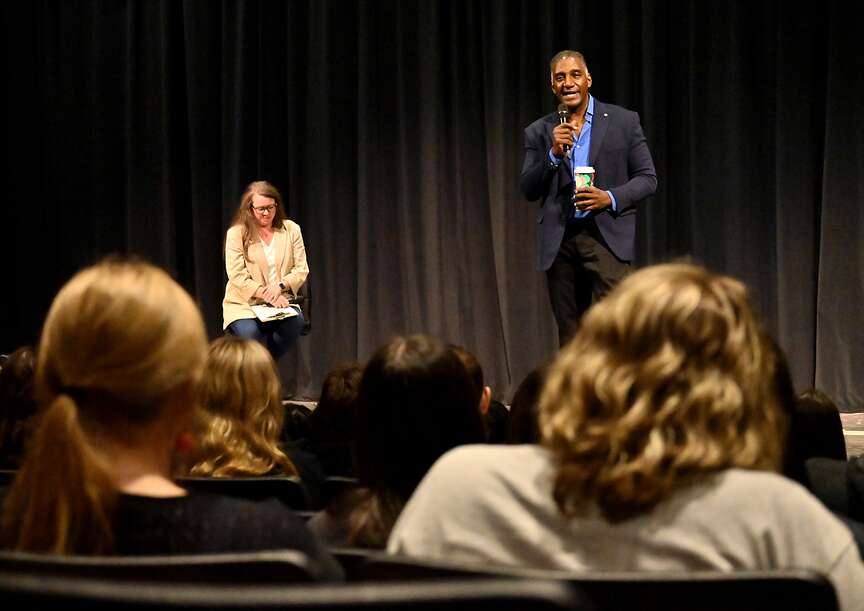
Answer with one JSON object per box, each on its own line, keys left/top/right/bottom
{"left": 557, "top": 103, "right": 570, "bottom": 155}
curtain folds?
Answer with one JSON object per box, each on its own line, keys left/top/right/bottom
{"left": 5, "top": 0, "right": 862, "bottom": 408}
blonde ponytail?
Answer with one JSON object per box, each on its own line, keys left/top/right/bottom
{"left": 1, "top": 395, "right": 115, "bottom": 553}
{"left": 0, "top": 257, "right": 207, "bottom": 555}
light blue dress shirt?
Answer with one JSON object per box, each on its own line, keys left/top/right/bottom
{"left": 547, "top": 96, "right": 617, "bottom": 219}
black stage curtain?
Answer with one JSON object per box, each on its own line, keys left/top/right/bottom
{"left": 4, "top": 1, "right": 862, "bottom": 408}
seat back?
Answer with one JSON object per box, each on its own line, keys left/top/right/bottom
{"left": 806, "top": 456, "right": 864, "bottom": 519}
{"left": 330, "top": 547, "right": 376, "bottom": 577}
{"left": 176, "top": 475, "right": 309, "bottom": 510}
{"left": 353, "top": 553, "right": 839, "bottom": 611}
{"left": 568, "top": 570, "right": 838, "bottom": 611}
{"left": 0, "top": 549, "right": 314, "bottom": 584}
{"left": 0, "top": 574, "right": 587, "bottom": 610}
{"left": 292, "top": 279, "right": 311, "bottom": 335}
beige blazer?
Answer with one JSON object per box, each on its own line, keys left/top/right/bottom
{"left": 222, "top": 219, "right": 309, "bottom": 329}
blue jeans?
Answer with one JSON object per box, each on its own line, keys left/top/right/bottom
{"left": 226, "top": 314, "right": 306, "bottom": 361}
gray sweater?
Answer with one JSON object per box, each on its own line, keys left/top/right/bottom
{"left": 389, "top": 444, "right": 864, "bottom": 611}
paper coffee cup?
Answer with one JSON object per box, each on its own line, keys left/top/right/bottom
{"left": 574, "top": 166, "right": 595, "bottom": 190}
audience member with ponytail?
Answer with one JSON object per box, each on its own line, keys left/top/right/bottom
{"left": 0, "top": 258, "right": 341, "bottom": 580}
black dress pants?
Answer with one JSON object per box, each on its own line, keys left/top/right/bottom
{"left": 545, "top": 218, "right": 631, "bottom": 346}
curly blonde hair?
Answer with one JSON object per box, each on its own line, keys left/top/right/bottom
{"left": 190, "top": 337, "right": 297, "bottom": 477}
{"left": 539, "top": 263, "right": 785, "bottom": 522}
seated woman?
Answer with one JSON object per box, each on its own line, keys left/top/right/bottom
{"left": 189, "top": 336, "right": 299, "bottom": 477}
{"left": 223, "top": 180, "right": 308, "bottom": 362}
{"left": 308, "top": 335, "right": 486, "bottom": 548}
{"left": 0, "top": 258, "right": 340, "bottom": 580}
{"left": 388, "top": 263, "right": 864, "bottom": 610}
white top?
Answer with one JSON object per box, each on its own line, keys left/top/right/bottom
{"left": 388, "top": 444, "right": 864, "bottom": 611}
{"left": 261, "top": 238, "right": 278, "bottom": 285}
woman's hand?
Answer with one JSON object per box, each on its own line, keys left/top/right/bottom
{"left": 272, "top": 295, "right": 291, "bottom": 308}
{"left": 262, "top": 283, "right": 283, "bottom": 303}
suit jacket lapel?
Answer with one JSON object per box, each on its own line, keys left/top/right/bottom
{"left": 589, "top": 100, "right": 609, "bottom": 167}
{"left": 248, "top": 240, "right": 268, "bottom": 286}
{"left": 562, "top": 154, "right": 573, "bottom": 189}
{"left": 273, "top": 223, "right": 287, "bottom": 278}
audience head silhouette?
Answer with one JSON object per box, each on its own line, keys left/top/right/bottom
{"left": 191, "top": 336, "right": 297, "bottom": 477}
{"left": 347, "top": 334, "right": 485, "bottom": 546}
{"left": 448, "top": 344, "right": 493, "bottom": 417}
{"left": 0, "top": 346, "right": 38, "bottom": 468}
{"left": 310, "top": 362, "right": 363, "bottom": 442}
{"left": 357, "top": 335, "right": 486, "bottom": 495}
{"left": 540, "top": 262, "right": 785, "bottom": 522}
{"left": 307, "top": 361, "right": 363, "bottom": 475}
{"left": 794, "top": 388, "right": 847, "bottom": 460}
{"left": 1, "top": 257, "right": 208, "bottom": 553}
{"left": 507, "top": 362, "right": 550, "bottom": 444}
{"left": 784, "top": 387, "right": 847, "bottom": 484}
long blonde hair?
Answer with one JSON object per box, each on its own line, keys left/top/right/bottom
{"left": 0, "top": 258, "right": 207, "bottom": 553}
{"left": 540, "top": 263, "right": 785, "bottom": 522}
{"left": 230, "top": 180, "right": 288, "bottom": 259}
{"left": 190, "top": 337, "right": 297, "bottom": 477}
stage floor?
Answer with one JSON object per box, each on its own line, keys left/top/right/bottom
{"left": 841, "top": 413, "right": 864, "bottom": 457}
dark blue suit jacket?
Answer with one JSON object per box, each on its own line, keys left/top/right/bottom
{"left": 520, "top": 99, "right": 657, "bottom": 271}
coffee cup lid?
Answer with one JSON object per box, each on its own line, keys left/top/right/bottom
{"left": 574, "top": 166, "right": 595, "bottom": 173}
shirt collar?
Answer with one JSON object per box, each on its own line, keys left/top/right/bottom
{"left": 585, "top": 95, "right": 595, "bottom": 123}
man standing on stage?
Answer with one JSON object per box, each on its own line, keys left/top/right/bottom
{"left": 520, "top": 50, "right": 657, "bottom": 346}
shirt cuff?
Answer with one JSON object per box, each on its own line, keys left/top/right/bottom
{"left": 548, "top": 149, "right": 563, "bottom": 166}
{"left": 607, "top": 190, "right": 618, "bottom": 212}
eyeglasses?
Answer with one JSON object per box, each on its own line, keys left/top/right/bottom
{"left": 251, "top": 204, "right": 276, "bottom": 215}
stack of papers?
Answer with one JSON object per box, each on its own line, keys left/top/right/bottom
{"left": 250, "top": 304, "right": 301, "bottom": 322}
